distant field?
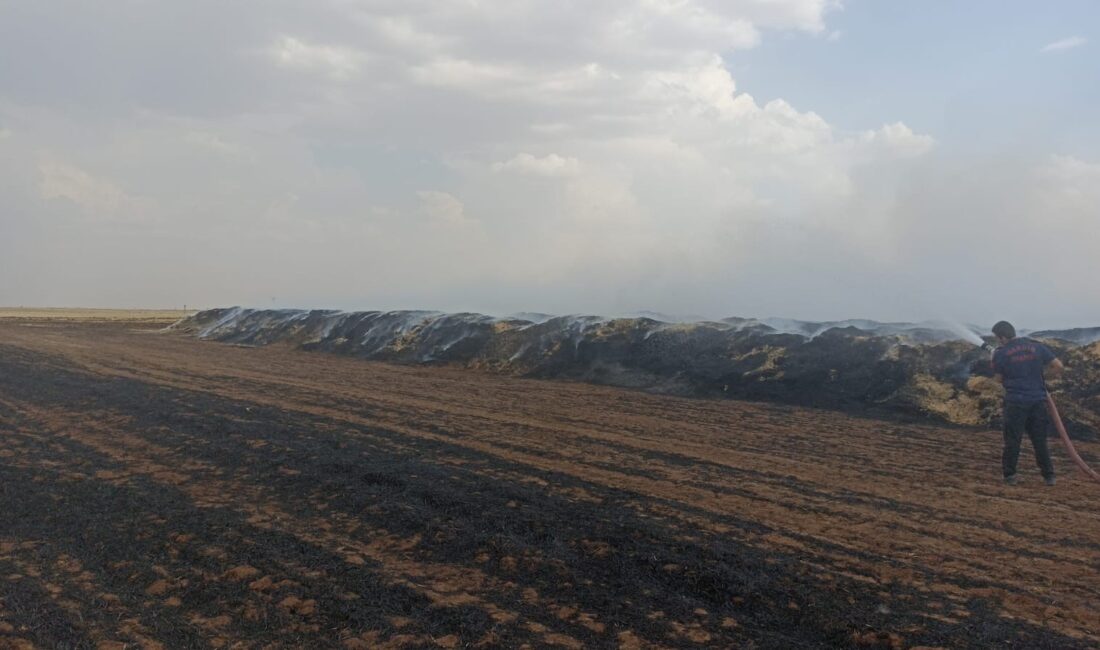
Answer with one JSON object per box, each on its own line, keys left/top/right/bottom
{"left": 0, "top": 308, "right": 192, "bottom": 323}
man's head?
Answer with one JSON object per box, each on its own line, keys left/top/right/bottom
{"left": 992, "top": 320, "right": 1016, "bottom": 344}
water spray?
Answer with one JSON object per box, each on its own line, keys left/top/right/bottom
{"left": 941, "top": 319, "right": 985, "bottom": 347}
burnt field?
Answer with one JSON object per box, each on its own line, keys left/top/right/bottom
{"left": 1, "top": 321, "right": 1098, "bottom": 649}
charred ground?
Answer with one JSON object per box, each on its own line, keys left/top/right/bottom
{"left": 1, "top": 321, "right": 1098, "bottom": 649}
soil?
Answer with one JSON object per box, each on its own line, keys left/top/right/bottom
{"left": 1, "top": 321, "right": 1098, "bottom": 649}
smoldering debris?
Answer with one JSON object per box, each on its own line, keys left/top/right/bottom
{"left": 174, "top": 308, "right": 1100, "bottom": 438}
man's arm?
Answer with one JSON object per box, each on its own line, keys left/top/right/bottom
{"left": 1046, "top": 357, "right": 1065, "bottom": 379}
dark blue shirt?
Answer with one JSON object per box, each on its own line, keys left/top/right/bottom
{"left": 992, "top": 337, "right": 1056, "bottom": 404}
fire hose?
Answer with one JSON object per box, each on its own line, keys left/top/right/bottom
{"left": 1045, "top": 393, "right": 1100, "bottom": 483}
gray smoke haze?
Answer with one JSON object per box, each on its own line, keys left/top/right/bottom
{"left": 1, "top": 2, "right": 1097, "bottom": 329}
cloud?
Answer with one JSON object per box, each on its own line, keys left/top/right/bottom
{"left": 879, "top": 154, "right": 1100, "bottom": 321}
{"left": 492, "top": 153, "right": 581, "bottom": 177}
{"left": 2, "top": 1, "right": 1095, "bottom": 326}
{"left": 1036, "top": 155, "right": 1100, "bottom": 224}
{"left": 1040, "top": 36, "right": 1087, "bottom": 53}
{"left": 0, "top": 128, "right": 10, "bottom": 140}
{"left": 0, "top": 1, "right": 934, "bottom": 312}
{"left": 37, "top": 160, "right": 147, "bottom": 220}
{"left": 858, "top": 122, "right": 936, "bottom": 158}
{"left": 417, "top": 190, "right": 475, "bottom": 226}
{"left": 410, "top": 57, "right": 525, "bottom": 90}
{"left": 184, "top": 131, "right": 244, "bottom": 157}
{"left": 271, "top": 36, "right": 364, "bottom": 78}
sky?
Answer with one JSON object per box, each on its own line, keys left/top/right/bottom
{"left": 1, "top": 1, "right": 1097, "bottom": 328}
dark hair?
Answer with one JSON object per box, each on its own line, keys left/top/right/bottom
{"left": 992, "top": 321, "right": 1016, "bottom": 340}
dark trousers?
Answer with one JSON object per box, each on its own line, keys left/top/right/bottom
{"left": 1002, "top": 400, "right": 1055, "bottom": 479}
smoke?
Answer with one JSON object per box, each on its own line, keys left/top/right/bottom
{"left": 940, "top": 320, "right": 985, "bottom": 347}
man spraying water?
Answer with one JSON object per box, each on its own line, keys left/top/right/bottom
{"left": 991, "top": 321, "right": 1065, "bottom": 486}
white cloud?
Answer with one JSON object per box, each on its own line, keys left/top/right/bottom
{"left": 858, "top": 122, "right": 936, "bottom": 158}
{"left": 37, "top": 160, "right": 146, "bottom": 220}
{"left": 271, "top": 36, "right": 364, "bottom": 78}
{"left": 1, "top": 1, "right": 944, "bottom": 314}
{"left": 185, "top": 131, "right": 243, "bottom": 157}
{"left": 8, "top": 1, "right": 1095, "bottom": 326}
{"left": 418, "top": 190, "right": 475, "bottom": 226}
{"left": 609, "top": 1, "right": 763, "bottom": 52}
{"left": 0, "top": 128, "right": 10, "bottom": 140}
{"left": 369, "top": 15, "right": 450, "bottom": 55}
{"left": 1040, "top": 36, "right": 1087, "bottom": 53}
{"left": 411, "top": 57, "right": 525, "bottom": 90}
{"left": 642, "top": 55, "right": 755, "bottom": 118}
{"left": 1036, "top": 155, "right": 1100, "bottom": 221}
{"left": 492, "top": 153, "right": 581, "bottom": 177}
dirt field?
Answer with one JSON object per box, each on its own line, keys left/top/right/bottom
{"left": 1, "top": 321, "right": 1098, "bottom": 649}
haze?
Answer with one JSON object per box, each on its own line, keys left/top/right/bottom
{"left": 1, "top": 1, "right": 1097, "bottom": 329}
